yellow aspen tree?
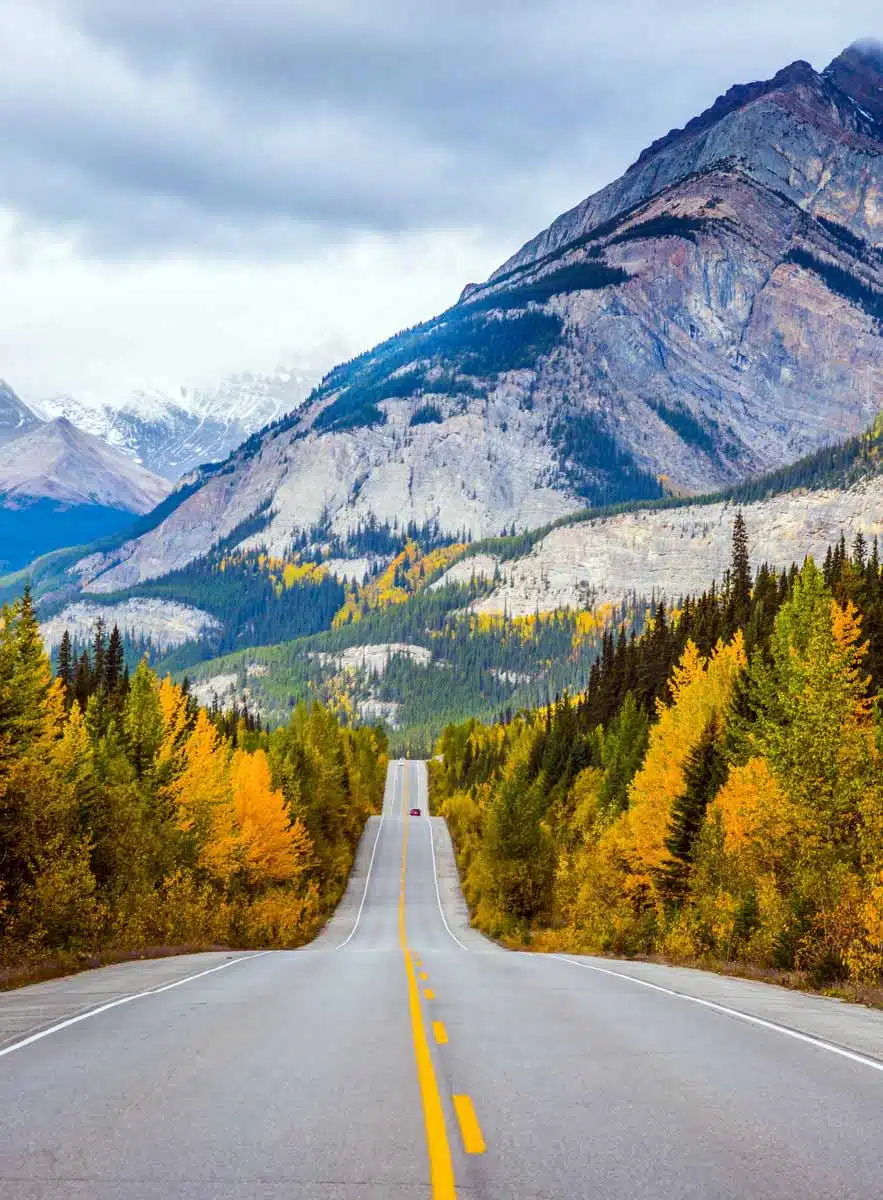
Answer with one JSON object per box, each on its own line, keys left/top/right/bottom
{"left": 625, "top": 632, "right": 746, "bottom": 884}
{"left": 155, "top": 677, "right": 190, "bottom": 780}
{"left": 712, "top": 756, "right": 790, "bottom": 862}
{"left": 230, "top": 748, "right": 312, "bottom": 886}
{"left": 165, "top": 709, "right": 236, "bottom": 882}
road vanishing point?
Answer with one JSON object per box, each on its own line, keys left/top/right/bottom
{"left": 2, "top": 760, "right": 883, "bottom": 1198}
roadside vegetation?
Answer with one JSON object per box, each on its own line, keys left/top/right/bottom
{"left": 0, "top": 592, "right": 387, "bottom": 976}
{"left": 431, "top": 516, "right": 883, "bottom": 993}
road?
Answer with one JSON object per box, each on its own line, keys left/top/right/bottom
{"left": 1, "top": 759, "right": 882, "bottom": 1198}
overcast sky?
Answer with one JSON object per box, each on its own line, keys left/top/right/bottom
{"left": 0, "top": 1, "right": 879, "bottom": 405}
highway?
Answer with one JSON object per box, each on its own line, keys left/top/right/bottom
{"left": 1, "top": 758, "right": 883, "bottom": 1198}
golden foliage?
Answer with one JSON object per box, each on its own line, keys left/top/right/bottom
{"left": 625, "top": 633, "right": 746, "bottom": 880}
{"left": 230, "top": 749, "right": 312, "bottom": 885}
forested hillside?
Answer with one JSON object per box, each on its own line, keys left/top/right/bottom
{"left": 175, "top": 583, "right": 630, "bottom": 755}
{"left": 432, "top": 517, "right": 883, "bottom": 990}
{"left": 0, "top": 590, "right": 387, "bottom": 975}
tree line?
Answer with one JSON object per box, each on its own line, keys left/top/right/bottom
{"left": 0, "top": 589, "right": 387, "bottom": 970}
{"left": 431, "top": 514, "right": 883, "bottom": 988}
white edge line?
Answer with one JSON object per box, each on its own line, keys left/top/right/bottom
{"left": 550, "top": 955, "right": 883, "bottom": 1074}
{"left": 0, "top": 952, "right": 270, "bottom": 1062}
{"left": 334, "top": 772, "right": 391, "bottom": 950}
{"left": 423, "top": 764, "right": 469, "bottom": 952}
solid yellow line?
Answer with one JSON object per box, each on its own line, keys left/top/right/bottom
{"left": 453, "top": 1095, "right": 486, "bottom": 1154}
{"left": 433, "top": 1021, "right": 449, "bottom": 1045}
{"left": 400, "top": 766, "right": 457, "bottom": 1199}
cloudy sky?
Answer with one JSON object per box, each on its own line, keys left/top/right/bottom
{"left": 0, "top": 1, "right": 879, "bottom": 405}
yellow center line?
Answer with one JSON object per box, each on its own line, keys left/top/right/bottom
{"left": 400, "top": 765, "right": 457, "bottom": 1199}
{"left": 420, "top": 971, "right": 429, "bottom": 981}
{"left": 453, "top": 1095, "right": 486, "bottom": 1155}
{"left": 433, "top": 1021, "right": 449, "bottom": 1045}
{"left": 424, "top": 988, "right": 436, "bottom": 1000}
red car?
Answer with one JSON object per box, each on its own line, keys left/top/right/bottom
{"left": 409, "top": 807, "right": 422, "bottom": 817}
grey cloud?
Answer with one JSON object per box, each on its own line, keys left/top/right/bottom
{"left": 2, "top": 0, "right": 882, "bottom": 257}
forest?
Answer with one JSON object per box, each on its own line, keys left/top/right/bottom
{"left": 0, "top": 591, "right": 387, "bottom": 974}
{"left": 431, "top": 515, "right": 883, "bottom": 990}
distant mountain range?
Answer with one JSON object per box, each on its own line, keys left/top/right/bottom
{"left": 0, "top": 384, "right": 172, "bottom": 572}
{"left": 63, "top": 38, "right": 883, "bottom": 596}
{"left": 0, "top": 364, "right": 320, "bottom": 571}
{"left": 33, "top": 366, "right": 321, "bottom": 480}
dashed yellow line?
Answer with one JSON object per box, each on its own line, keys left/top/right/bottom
{"left": 400, "top": 766, "right": 457, "bottom": 1199}
{"left": 453, "top": 1095, "right": 486, "bottom": 1154}
{"left": 420, "top": 971, "right": 429, "bottom": 981}
{"left": 424, "top": 988, "right": 436, "bottom": 1000}
{"left": 433, "top": 1021, "right": 449, "bottom": 1045}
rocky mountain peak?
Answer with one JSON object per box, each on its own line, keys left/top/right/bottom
{"left": 633, "top": 59, "right": 817, "bottom": 171}
{"left": 824, "top": 39, "right": 883, "bottom": 124}
{"left": 63, "top": 41, "right": 883, "bottom": 595}
{"left": 0, "top": 380, "right": 41, "bottom": 447}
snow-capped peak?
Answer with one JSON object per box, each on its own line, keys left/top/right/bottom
{"left": 32, "top": 365, "right": 322, "bottom": 480}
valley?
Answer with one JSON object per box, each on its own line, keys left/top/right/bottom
{"left": 2, "top": 22, "right": 883, "bottom": 1200}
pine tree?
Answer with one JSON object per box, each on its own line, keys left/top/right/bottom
{"left": 729, "top": 511, "right": 752, "bottom": 628}
{"left": 659, "top": 712, "right": 727, "bottom": 900}
{"left": 104, "top": 625, "right": 124, "bottom": 696}
{"left": 57, "top": 631, "right": 73, "bottom": 698}
{"left": 92, "top": 619, "right": 107, "bottom": 691}
{"left": 73, "top": 651, "right": 92, "bottom": 712}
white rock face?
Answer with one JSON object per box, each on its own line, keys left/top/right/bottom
{"left": 313, "top": 643, "right": 432, "bottom": 675}
{"left": 358, "top": 698, "right": 402, "bottom": 728}
{"left": 78, "top": 399, "right": 574, "bottom": 592}
{"left": 189, "top": 673, "right": 243, "bottom": 711}
{"left": 40, "top": 599, "right": 220, "bottom": 651}
{"left": 433, "top": 553, "right": 500, "bottom": 590}
{"left": 452, "top": 480, "right": 883, "bottom": 616}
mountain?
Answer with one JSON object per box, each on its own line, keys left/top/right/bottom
{"left": 0, "top": 380, "right": 41, "bottom": 447}
{"left": 0, "top": 418, "right": 171, "bottom": 572}
{"left": 51, "top": 39, "right": 883, "bottom": 594}
{"left": 34, "top": 367, "right": 321, "bottom": 480}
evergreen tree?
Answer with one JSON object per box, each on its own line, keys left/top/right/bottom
{"left": 57, "top": 630, "right": 73, "bottom": 698}
{"left": 729, "top": 511, "right": 752, "bottom": 627}
{"left": 104, "top": 625, "right": 124, "bottom": 696}
{"left": 659, "top": 713, "right": 727, "bottom": 899}
{"left": 92, "top": 618, "right": 107, "bottom": 691}
{"left": 73, "top": 651, "right": 92, "bottom": 712}
{"left": 598, "top": 692, "right": 649, "bottom": 815}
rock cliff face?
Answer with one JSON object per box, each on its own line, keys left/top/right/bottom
{"left": 74, "top": 41, "right": 883, "bottom": 592}
{"left": 438, "top": 478, "right": 883, "bottom": 616}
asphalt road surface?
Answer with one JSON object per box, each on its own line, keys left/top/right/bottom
{"left": 1, "top": 759, "right": 882, "bottom": 1198}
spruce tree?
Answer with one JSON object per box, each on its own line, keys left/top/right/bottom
{"left": 104, "top": 625, "right": 124, "bottom": 696}
{"left": 57, "top": 630, "right": 73, "bottom": 697}
{"left": 659, "top": 713, "right": 727, "bottom": 900}
{"left": 92, "top": 618, "right": 107, "bottom": 691}
{"left": 73, "top": 651, "right": 92, "bottom": 712}
{"left": 729, "top": 511, "right": 752, "bottom": 628}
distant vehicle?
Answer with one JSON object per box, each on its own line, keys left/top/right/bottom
{"left": 409, "top": 807, "right": 421, "bottom": 817}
